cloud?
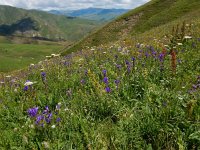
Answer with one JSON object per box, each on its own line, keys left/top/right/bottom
{"left": 0, "top": 0, "right": 150, "bottom": 10}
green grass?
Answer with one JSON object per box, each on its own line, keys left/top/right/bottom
{"left": 0, "top": 43, "right": 63, "bottom": 72}
{"left": 0, "top": 21, "right": 199, "bottom": 149}
{"left": 0, "top": 0, "right": 200, "bottom": 149}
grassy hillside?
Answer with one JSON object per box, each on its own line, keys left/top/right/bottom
{"left": 0, "top": 19, "right": 200, "bottom": 149}
{"left": 0, "top": 5, "right": 100, "bottom": 41}
{"left": 0, "top": 0, "right": 200, "bottom": 149}
{"left": 63, "top": 0, "right": 200, "bottom": 54}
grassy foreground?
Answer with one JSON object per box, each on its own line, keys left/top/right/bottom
{"left": 0, "top": 21, "right": 199, "bottom": 149}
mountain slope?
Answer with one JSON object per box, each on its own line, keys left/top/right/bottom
{"left": 63, "top": 0, "right": 200, "bottom": 54}
{"left": 0, "top": 5, "right": 100, "bottom": 41}
{"left": 48, "top": 8, "right": 129, "bottom": 22}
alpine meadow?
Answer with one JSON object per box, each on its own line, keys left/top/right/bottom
{"left": 0, "top": 0, "right": 200, "bottom": 149}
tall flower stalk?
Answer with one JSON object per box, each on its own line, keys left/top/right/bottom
{"left": 171, "top": 49, "right": 176, "bottom": 74}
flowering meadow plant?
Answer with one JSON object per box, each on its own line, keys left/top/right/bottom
{"left": 0, "top": 22, "right": 199, "bottom": 149}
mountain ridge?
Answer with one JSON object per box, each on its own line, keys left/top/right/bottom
{"left": 48, "top": 7, "right": 129, "bottom": 21}
{"left": 0, "top": 5, "right": 100, "bottom": 41}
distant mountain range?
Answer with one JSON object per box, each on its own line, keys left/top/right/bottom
{"left": 48, "top": 8, "right": 129, "bottom": 21}
{"left": 0, "top": 5, "right": 100, "bottom": 41}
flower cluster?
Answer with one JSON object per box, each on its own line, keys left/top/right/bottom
{"left": 102, "top": 70, "right": 111, "bottom": 93}
{"left": 27, "top": 103, "right": 61, "bottom": 128}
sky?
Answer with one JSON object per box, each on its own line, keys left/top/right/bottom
{"left": 0, "top": 0, "right": 150, "bottom": 10}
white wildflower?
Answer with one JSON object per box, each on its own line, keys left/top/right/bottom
{"left": 24, "top": 81, "right": 35, "bottom": 86}
{"left": 184, "top": 36, "right": 192, "bottom": 39}
{"left": 177, "top": 43, "right": 183, "bottom": 46}
{"left": 164, "top": 45, "right": 169, "bottom": 48}
{"left": 42, "top": 141, "right": 50, "bottom": 149}
{"left": 51, "top": 54, "right": 56, "bottom": 57}
{"left": 29, "top": 124, "right": 35, "bottom": 129}
{"left": 54, "top": 54, "right": 60, "bottom": 57}
{"left": 14, "top": 128, "right": 18, "bottom": 132}
{"left": 51, "top": 125, "right": 56, "bottom": 129}
{"left": 140, "top": 44, "right": 145, "bottom": 48}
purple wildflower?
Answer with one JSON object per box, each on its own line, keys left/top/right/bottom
{"left": 127, "top": 66, "right": 131, "bottom": 73}
{"left": 43, "top": 106, "right": 49, "bottom": 114}
{"left": 27, "top": 107, "right": 38, "bottom": 117}
{"left": 35, "top": 115, "right": 44, "bottom": 124}
{"left": 158, "top": 53, "right": 164, "bottom": 62}
{"left": 115, "top": 80, "right": 120, "bottom": 85}
{"left": 41, "top": 72, "right": 46, "bottom": 83}
{"left": 41, "top": 72, "right": 46, "bottom": 78}
{"left": 103, "top": 77, "right": 109, "bottom": 84}
{"left": 116, "top": 64, "right": 122, "bottom": 70}
{"left": 85, "top": 70, "right": 88, "bottom": 76}
{"left": 125, "top": 60, "right": 130, "bottom": 65}
{"left": 152, "top": 51, "right": 157, "bottom": 58}
{"left": 145, "top": 52, "right": 149, "bottom": 58}
{"left": 132, "top": 57, "right": 135, "bottom": 66}
{"left": 105, "top": 87, "right": 111, "bottom": 93}
{"left": 56, "top": 118, "right": 61, "bottom": 123}
{"left": 115, "top": 80, "right": 120, "bottom": 88}
{"left": 192, "top": 84, "right": 197, "bottom": 89}
{"left": 125, "top": 60, "right": 131, "bottom": 73}
{"left": 56, "top": 103, "right": 61, "bottom": 110}
{"left": 177, "top": 59, "right": 182, "bottom": 64}
{"left": 45, "top": 113, "right": 52, "bottom": 124}
{"left": 150, "top": 46, "right": 155, "bottom": 51}
{"left": 102, "top": 70, "right": 107, "bottom": 77}
{"left": 81, "top": 79, "right": 85, "bottom": 85}
{"left": 23, "top": 86, "right": 28, "bottom": 91}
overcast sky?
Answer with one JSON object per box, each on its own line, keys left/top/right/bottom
{"left": 0, "top": 0, "right": 150, "bottom": 10}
